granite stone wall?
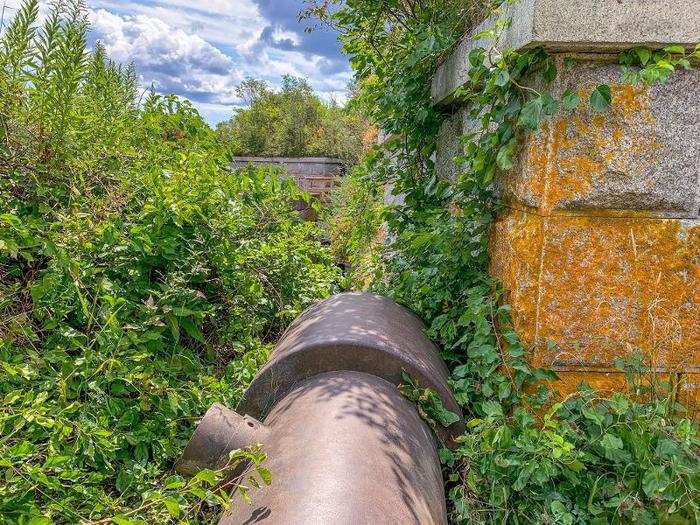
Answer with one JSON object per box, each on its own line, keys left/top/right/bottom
{"left": 432, "top": 0, "right": 699, "bottom": 404}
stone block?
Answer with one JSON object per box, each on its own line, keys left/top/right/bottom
{"left": 436, "top": 110, "right": 465, "bottom": 182}
{"left": 432, "top": 0, "right": 700, "bottom": 105}
{"left": 490, "top": 210, "right": 699, "bottom": 371}
{"left": 495, "top": 62, "right": 700, "bottom": 218}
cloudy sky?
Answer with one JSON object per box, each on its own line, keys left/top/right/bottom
{"left": 3, "top": 1, "right": 351, "bottom": 124}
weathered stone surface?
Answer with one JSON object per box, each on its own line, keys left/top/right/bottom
{"left": 436, "top": 110, "right": 465, "bottom": 182}
{"left": 679, "top": 374, "right": 700, "bottom": 415}
{"left": 494, "top": 62, "right": 700, "bottom": 218}
{"left": 432, "top": 0, "right": 700, "bottom": 105}
{"left": 490, "top": 211, "right": 699, "bottom": 371}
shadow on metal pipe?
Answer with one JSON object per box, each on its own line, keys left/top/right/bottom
{"left": 178, "top": 292, "right": 463, "bottom": 525}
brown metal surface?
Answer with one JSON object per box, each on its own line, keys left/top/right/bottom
{"left": 238, "top": 292, "right": 463, "bottom": 443}
{"left": 176, "top": 404, "right": 268, "bottom": 477}
{"left": 179, "top": 292, "right": 459, "bottom": 524}
{"left": 221, "top": 371, "right": 447, "bottom": 525}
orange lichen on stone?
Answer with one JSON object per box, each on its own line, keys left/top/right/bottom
{"left": 490, "top": 209, "right": 699, "bottom": 373}
{"left": 500, "top": 82, "right": 664, "bottom": 214}
{"left": 678, "top": 374, "right": 700, "bottom": 418}
{"left": 489, "top": 210, "right": 543, "bottom": 344}
{"left": 552, "top": 371, "right": 629, "bottom": 399}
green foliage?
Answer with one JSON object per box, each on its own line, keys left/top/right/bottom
{"left": 326, "top": 151, "right": 385, "bottom": 287}
{"left": 445, "top": 358, "right": 700, "bottom": 524}
{"left": 0, "top": 2, "right": 341, "bottom": 523}
{"left": 619, "top": 45, "right": 697, "bottom": 85}
{"left": 400, "top": 372, "right": 460, "bottom": 431}
{"left": 217, "top": 76, "right": 370, "bottom": 162}
{"left": 311, "top": 1, "right": 700, "bottom": 523}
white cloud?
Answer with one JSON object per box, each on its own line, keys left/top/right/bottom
{"left": 80, "top": 1, "right": 353, "bottom": 124}
{"left": 89, "top": 8, "right": 243, "bottom": 105}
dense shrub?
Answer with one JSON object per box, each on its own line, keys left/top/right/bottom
{"left": 0, "top": 2, "right": 341, "bottom": 523}
{"left": 326, "top": 152, "right": 385, "bottom": 288}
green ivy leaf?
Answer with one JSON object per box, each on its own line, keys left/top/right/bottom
{"left": 562, "top": 89, "right": 581, "bottom": 110}
{"left": 663, "top": 44, "right": 685, "bottom": 55}
{"left": 518, "top": 96, "right": 544, "bottom": 129}
{"left": 496, "top": 139, "right": 516, "bottom": 170}
{"left": 635, "top": 47, "right": 652, "bottom": 65}
{"left": 541, "top": 92, "right": 559, "bottom": 116}
{"left": 589, "top": 84, "right": 612, "bottom": 112}
{"left": 495, "top": 69, "right": 510, "bottom": 87}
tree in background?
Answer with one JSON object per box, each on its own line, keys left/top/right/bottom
{"left": 217, "top": 75, "right": 374, "bottom": 162}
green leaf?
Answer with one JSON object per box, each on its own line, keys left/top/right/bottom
{"left": 481, "top": 400, "right": 504, "bottom": 418}
{"left": 162, "top": 496, "right": 181, "bottom": 518}
{"left": 589, "top": 84, "right": 612, "bottom": 112}
{"left": 496, "top": 139, "right": 516, "bottom": 170}
{"left": 541, "top": 92, "right": 559, "bottom": 116}
{"left": 663, "top": 44, "right": 685, "bottom": 55}
{"left": 600, "top": 433, "right": 623, "bottom": 450}
{"left": 112, "top": 516, "right": 142, "bottom": 525}
{"left": 550, "top": 501, "right": 573, "bottom": 525}
{"left": 180, "top": 317, "right": 205, "bottom": 343}
{"left": 495, "top": 69, "right": 510, "bottom": 87}
{"left": 562, "top": 89, "right": 581, "bottom": 110}
{"left": 543, "top": 60, "right": 557, "bottom": 82}
{"left": 518, "top": 96, "right": 544, "bottom": 129}
{"left": 257, "top": 467, "right": 273, "bottom": 485}
{"left": 642, "top": 467, "right": 670, "bottom": 496}
{"left": 635, "top": 47, "right": 652, "bottom": 65}
{"left": 28, "top": 518, "right": 52, "bottom": 525}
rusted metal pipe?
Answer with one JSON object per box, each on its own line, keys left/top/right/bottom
{"left": 178, "top": 292, "right": 462, "bottom": 524}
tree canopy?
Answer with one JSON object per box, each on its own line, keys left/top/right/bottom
{"left": 217, "top": 75, "right": 374, "bottom": 162}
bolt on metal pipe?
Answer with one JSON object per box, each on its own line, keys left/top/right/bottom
{"left": 178, "top": 292, "right": 463, "bottom": 524}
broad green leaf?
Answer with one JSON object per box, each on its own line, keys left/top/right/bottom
{"left": 642, "top": 467, "right": 670, "bottom": 496}
{"left": 590, "top": 84, "right": 612, "bottom": 112}
{"left": 562, "top": 89, "right": 581, "bottom": 110}
{"left": 600, "top": 433, "right": 623, "bottom": 450}
{"left": 518, "top": 96, "right": 544, "bottom": 129}
{"left": 635, "top": 47, "right": 652, "bottom": 65}
{"left": 663, "top": 45, "right": 685, "bottom": 54}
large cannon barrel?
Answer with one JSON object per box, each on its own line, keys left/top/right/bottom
{"left": 178, "top": 292, "right": 462, "bottom": 524}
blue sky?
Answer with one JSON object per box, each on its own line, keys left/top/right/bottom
{"left": 4, "top": 1, "right": 352, "bottom": 124}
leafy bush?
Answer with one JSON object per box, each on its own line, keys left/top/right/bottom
{"left": 326, "top": 152, "right": 385, "bottom": 288}
{"left": 0, "top": 2, "right": 341, "bottom": 523}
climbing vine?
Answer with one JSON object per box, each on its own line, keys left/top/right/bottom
{"left": 312, "top": 1, "right": 700, "bottom": 523}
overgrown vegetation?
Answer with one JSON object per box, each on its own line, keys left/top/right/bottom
{"left": 325, "top": 152, "right": 385, "bottom": 286}
{"left": 308, "top": 1, "right": 700, "bottom": 523}
{"left": 0, "top": 1, "right": 340, "bottom": 523}
{"left": 217, "top": 75, "right": 373, "bottom": 162}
